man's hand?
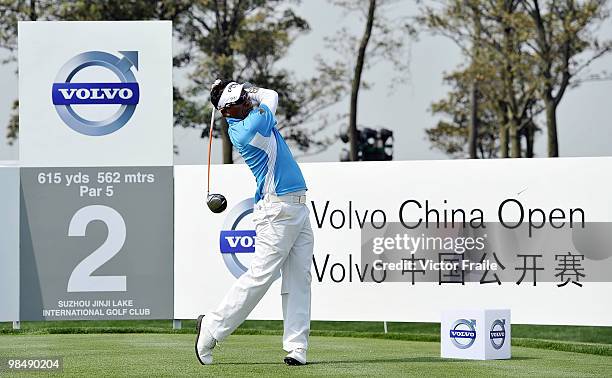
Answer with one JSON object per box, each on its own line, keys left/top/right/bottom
{"left": 243, "top": 85, "right": 278, "bottom": 116}
{"left": 243, "top": 83, "right": 260, "bottom": 105}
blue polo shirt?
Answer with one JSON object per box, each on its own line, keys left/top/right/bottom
{"left": 227, "top": 104, "right": 307, "bottom": 202}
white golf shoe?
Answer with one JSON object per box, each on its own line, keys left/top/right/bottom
{"left": 284, "top": 348, "right": 307, "bottom": 365}
{"left": 195, "top": 315, "right": 217, "bottom": 365}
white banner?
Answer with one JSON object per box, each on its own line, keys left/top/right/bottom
{"left": 18, "top": 21, "right": 173, "bottom": 167}
{"left": 0, "top": 164, "right": 20, "bottom": 321}
{"left": 174, "top": 158, "right": 612, "bottom": 326}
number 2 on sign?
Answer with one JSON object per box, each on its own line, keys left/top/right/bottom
{"left": 67, "top": 205, "right": 127, "bottom": 292}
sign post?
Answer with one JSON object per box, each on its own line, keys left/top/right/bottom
{"left": 0, "top": 164, "right": 19, "bottom": 324}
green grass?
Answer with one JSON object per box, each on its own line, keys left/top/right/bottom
{"left": 2, "top": 320, "right": 611, "bottom": 356}
{"left": 2, "top": 320, "right": 611, "bottom": 344}
{"left": 0, "top": 333, "right": 611, "bottom": 377}
{"left": 243, "top": 320, "right": 612, "bottom": 345}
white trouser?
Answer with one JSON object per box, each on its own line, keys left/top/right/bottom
{"left": 203, "top": 192, "right": 314, "bottom": 352}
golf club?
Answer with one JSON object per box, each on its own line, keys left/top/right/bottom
{"left": 206, "top": 106, "right": 227, "bottom": 213}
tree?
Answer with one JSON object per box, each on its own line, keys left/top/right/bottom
{"left": 0, "top": 0, "right": 56, "bottom": 144}
{"left": 348, "top": 0, "right": 376, "bottom": 162}
{"left": 521, "top": 0, "right": 611, "bottom": 157}
{"left": 177, "top": 0, "right": 343, "bottom": 163}
{"left": 467, "top": 1, "right": 482, "bottom": 159}
{"left": 0, "top": 1, "right": 54, "bottom": 50}
{"left": 421, "top": 0, "right": 543, "bottom": 158}
{"left": 426, "top": 67, "right": 541, "bottom": 158}
{"left": 320, "top": 0, "right": 414, "bottom": 161}
{"left": 427, "top": 69, "right": 502, "bottom": 159}
{"left": 483, "top": 0, "right": 542, "bottom": 158}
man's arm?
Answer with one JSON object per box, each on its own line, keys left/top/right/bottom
{"left": 247, "top": 87, "right": 279, "bottom": 116}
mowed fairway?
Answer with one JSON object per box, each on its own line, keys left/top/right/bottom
{"left": 0, "top": 334, "right": 610, "bottom": 377}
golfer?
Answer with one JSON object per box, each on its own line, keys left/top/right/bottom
{"left": 196, "top": 79, "right": 314, "bottom": 366}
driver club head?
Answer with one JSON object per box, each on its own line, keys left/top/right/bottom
{"left": 207, "top": 193, "right": 227, "bottom": 213}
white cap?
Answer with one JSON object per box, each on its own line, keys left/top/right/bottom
{"left": 217, "top": 82, "right": 244, "bottom": 109}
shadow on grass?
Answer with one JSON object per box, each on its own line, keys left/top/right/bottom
{"left": 218, "top": 356, "right": 537, "bottom": 365}
{"left": 308, "top": 356, "right": 537, "bottom": 364}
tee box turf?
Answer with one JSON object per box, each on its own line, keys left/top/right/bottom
{"left": 441, "top": 309, "right": 511, "bottom": 360}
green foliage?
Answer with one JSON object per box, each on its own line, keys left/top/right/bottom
{"left": 0, "top": 0, "right": 54, "bottom": 51}
{"left": 6, "top": 99, "right": 18, "bottom": 145}
{"left": 420, "top": 0, "right": 610, "bottom": 158}
{"left": 427, "top": 69, "right": 503, "bottom": 158}
{"left": 176, "top": 1, "right": 345, "bottom": 160}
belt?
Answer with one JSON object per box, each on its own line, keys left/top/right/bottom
{"left": 267, "top": 193, "right": 307, "bottom": 204}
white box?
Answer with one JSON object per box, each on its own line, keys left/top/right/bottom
{"left": 441, "top": 309, "right": 511, "bottom": 360}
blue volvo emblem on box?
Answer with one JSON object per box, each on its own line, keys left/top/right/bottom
{"left": 489, "top": 319, "right": 506, "bottom": 349}
{"left": 450, "top": 319, "right": 477, "bottom": 349}
{"left": 51, "top": 51, "right": 139, "bottom": 136}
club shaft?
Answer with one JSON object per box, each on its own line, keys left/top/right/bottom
{"left": 207, "top": 107, "right": 215, "bottom": 194}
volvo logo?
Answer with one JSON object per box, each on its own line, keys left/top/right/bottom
{"left": 51, "top": 51, "right": 139, "bottom": 136}
{"left": 219, "top": 198, "right": 279, "bottom": 281}
{"left": 449, "top": 319, "right": 477, "bottom": 349}
{"left": 489, "top": 319, "right": 506, "bottom": 350}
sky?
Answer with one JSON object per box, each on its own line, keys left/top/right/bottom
{"left": 1, "top": 0, "right": 612, "bottom": 163}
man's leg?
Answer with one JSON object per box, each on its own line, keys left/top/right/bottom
{"left": 202, "top": 201, "right": 304, "bottom": 341}
{"left": 281, "top": 207, "right": 314, "bottom": 352}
